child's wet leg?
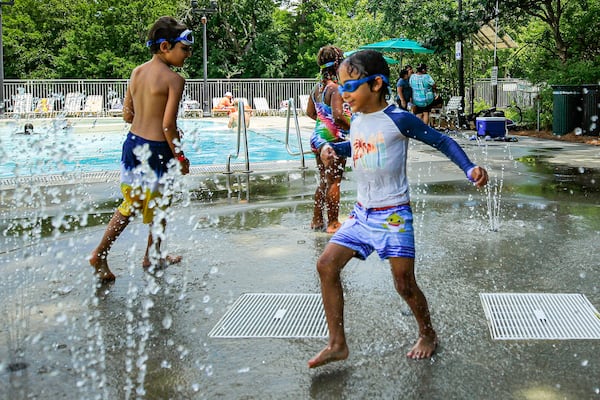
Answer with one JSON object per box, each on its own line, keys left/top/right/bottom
{"left": 89, "top": 210, "right": 129, "bottom": 282}
{"left": 325, "top": 158, "right": 345, "bottom": 233}
{"left": 390, "top": 257, "right": 438, "bottom": 359}
{"left": 311, "top": 160, "right": 326, "bottom": 230}
{"left": 308, "top": 244, "right": 355, "bottom": 368}
{"left": 143, "top": 219, "right": 182, "bottom": 270}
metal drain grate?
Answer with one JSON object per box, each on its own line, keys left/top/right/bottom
{"left": 208, "top": 293, "right": 328, "bottom": 338}
{"left": 480, "top": 293, "right": 600, "bottom": 340}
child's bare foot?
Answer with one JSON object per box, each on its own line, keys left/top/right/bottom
{"left": 143, "top": 254, "right": 183, "bottom": 269}
{"left": 311, "top": 220, "right": 325, "bottom": 231}
{"left": 406, "top": 334, "right": 438, "bottom": 359}
{"left": 89, "top": 252, "right": 116, "bottom": 283}
{"left": 326, "top": 221, "right": 342, "bottom": 234}
{"left": 308, "top": 344, "right": 349, "bottom": 368}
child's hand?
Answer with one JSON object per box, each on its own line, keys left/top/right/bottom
{"left": 320, "top": 144, "right": 337, "bottom": 168}
{"left": 179, "top": 157, "right": 190, "bottom": 175}
{"left": 468, "top": 166, "right": 488, "bottom": 187}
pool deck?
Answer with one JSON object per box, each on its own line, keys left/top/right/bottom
{"left": 1, "top": 116, "right": 600, "bottom": 399}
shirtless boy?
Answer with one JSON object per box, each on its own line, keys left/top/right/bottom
{"left": 89, "top": 16, "right": 192, "bottom": 282}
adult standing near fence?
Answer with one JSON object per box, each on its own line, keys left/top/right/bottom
{"left": 395, "top": 67, "right": 413, "bottom": 111}
{"left": 409, "top": 63, "right": 437, "bottom": 125}
{"left": 306, "top": 45, "right": 351, "bottom": 234}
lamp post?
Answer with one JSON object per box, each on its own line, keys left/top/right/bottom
{"left": 457, "top": 0, "right": 465, "bottom": 126}
{"left": 190, "top": 0, "right": 217, "bottom": 117}
{"left": 0, "top": 1, "right": 15, "bottom": 116}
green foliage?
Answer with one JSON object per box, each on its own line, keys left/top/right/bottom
{"left": 2, "top": 0, "right": 176, "bottom": 79}
{"left": 1, "top": 0, "right": 599, "bottom": 86}
{"left": 473, "top": 98, "right": 491, "bottom": 114}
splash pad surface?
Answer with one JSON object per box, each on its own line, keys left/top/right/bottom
{"left": 1, "top": 123, "right": 599, "bottom": 399}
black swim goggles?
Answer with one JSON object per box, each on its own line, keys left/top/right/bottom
{"left": 146, "top": 29, "right": 195, "bottom": 47}
{"left": 337, "top": 74, "right": 389, "bottom": 94}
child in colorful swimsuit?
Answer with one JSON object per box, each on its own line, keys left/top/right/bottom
{"left": 306, "top": 45, "right": 351, "bottom": 233}
{"left": 89, "top": 16, "right": 192, "bottom": 283}
{"left": 308, "top": 50, "right": 489, "bottom": 368}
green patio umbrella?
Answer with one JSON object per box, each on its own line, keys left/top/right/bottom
{"left": 358, "top": 38, "right": 434, "bottom": 66}
{"left": 343, "top": 50, "right": 398, "bottom": 65}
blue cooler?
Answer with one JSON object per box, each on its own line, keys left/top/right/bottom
{"left": 476, "top": 117, "right": 506, "bottom": 138}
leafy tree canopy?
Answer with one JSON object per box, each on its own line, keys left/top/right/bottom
{"left": 0, "top": 0, "right": 598, "bottom": 87}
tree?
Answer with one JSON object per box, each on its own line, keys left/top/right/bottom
{"left": 2, "top": 0, "right": 179, "bottom": 79}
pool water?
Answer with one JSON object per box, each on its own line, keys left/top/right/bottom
{"left": 0, "top": 119, "right": 299, "bottom": 178}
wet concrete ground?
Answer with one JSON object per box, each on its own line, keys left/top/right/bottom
{"left": 1, "top": 123, "right": 599, "bottom": 399}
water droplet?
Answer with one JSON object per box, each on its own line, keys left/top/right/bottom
{"left": 162, "top": 314, "right": 173, "bottom": 329}
{"left": 581, "top": 359, "right": 589, "bottom": 367}
{"left": 56, "top": 313, "right": 67, "bottom": 324}
{"left": 574, "top": 127, "right": 583, "bottom": 136}
{"left": 237, "top": 367, "right": 250, "bottom": 373}
{"left": 203, "top": 295, "right": 210, "bottom": 303}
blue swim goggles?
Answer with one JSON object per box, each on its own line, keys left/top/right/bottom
{"left": 338, "top": 74, "right": 389, "bottom": 95}
{"left": 146, "top": 29, "right": 195, "bottom": 47}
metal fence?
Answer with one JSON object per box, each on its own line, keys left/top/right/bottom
{"left": 471, "top": 78, "right": 540, "bottom": 110}
{"left": 1, "top": 77, "right": 539, "bottom": 117}
{"left": 1, "top": 78, "right": 316, "bottom": 117}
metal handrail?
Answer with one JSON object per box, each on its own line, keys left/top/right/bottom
{"left": 283, "top": 98, "right": 311, "bottom": 170}
{"left": 225, "top": 100, "right": 251, "bottom": 174}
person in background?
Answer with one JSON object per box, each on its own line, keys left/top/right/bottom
{"left": 306, "top": 45, "right": 351, "bottom": 234}
{"left": 228, "top": 98, "right": 252, "bottom": 129}
{"left": 215, "top": 91, "right": 236, "bottom": 114}
{"left": 308, "top": 50, "right": 488, "bottom": 368}
{"left": 409, "top": 63, "right": 437, "bottom": 125}
{"left": 89, "top": 16, "right": 191, "bottom": 283}
{"left": 395, "top": 68, "right": 412, "bottom": 111}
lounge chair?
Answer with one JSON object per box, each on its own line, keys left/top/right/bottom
{"left": 298, "top": 94, "right": 310, "bottom": 115}
{"left": 107, "top": 98, "right": 124, "bottom": 117}
{"left": 181, "top": 99, "right": 201, "bottom": 117}
{"left": 33, "top": 97, "right": 56, "bottom": 118}
{"left": 442, "top": 96, "right": 463, "bottom": 129}
{"left": 236, "top": 97, "right": 251, "bottom": 111}
{"left": 9, "top": 93, "right": 33, "bottom": 117}
{"left": 253, "top": 97, "right": 272, "bottom": 116}
{"left": 82, "top": 95, "right": 104, "bottom": 117}
{"left": 63, "top": 92, "right": 85, "bottom": 116}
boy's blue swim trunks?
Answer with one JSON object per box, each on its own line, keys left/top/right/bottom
{"left": 117, "top": 132, "right": 175, "bottom": 224}
{"left": 329, "top": 203, "right": 415, "bottom": 260}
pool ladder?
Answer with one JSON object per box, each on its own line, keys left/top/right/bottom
{"left": 225, "top": 99, "right": 251, "bottom": 174}
{"left": 224, "top": 97, "right": 311, "bottom": 174}
{"left": 283, "top": 98, "right": 312, "bottom": 170}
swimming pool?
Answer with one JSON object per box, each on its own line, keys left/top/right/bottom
{"left": 0, "top": 119, "right": 302, "bottom": 178}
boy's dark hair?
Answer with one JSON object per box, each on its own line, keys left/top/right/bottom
{"left": 342, "top": 50, "right": 390, "bottom": 101}
{"left": 399, "top": 68, "right": 409, "bottom": 79}
{"left": 147, "top": 16, "right": 189, "bottom": 54}
{"left": 317, "top": 45, "right": 345, "bottom": 82}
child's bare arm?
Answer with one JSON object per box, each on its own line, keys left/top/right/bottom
{"left": 123, "top": 86, "right": 134, "bottom": 123}
{"left": 162, "top": 74, "right": 189, "bottom": 174}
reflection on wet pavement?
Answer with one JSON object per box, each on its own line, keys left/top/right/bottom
{"left": 1, "top": 135, "right": 599, "bottom": 399}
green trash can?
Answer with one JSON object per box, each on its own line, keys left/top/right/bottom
{"left": 582, "top": 84, "right": 600, "bottom": 136}
{"left": 552, "top": 85, "right": 581, "bottom": 135}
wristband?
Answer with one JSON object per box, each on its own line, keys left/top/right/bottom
{"left": 466, "top": 167, "right": 476, "bottom": 183}
{"left": 176, "top": 153, "right": 187, "bottom": 163}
